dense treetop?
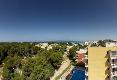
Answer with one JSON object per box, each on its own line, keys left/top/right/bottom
{"left": 0, "top": 42, "right": 68, "bottom": 80}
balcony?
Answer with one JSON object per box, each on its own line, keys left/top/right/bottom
{"left": 110, "top": 59, "right": 117, "bottom": 68}
{"left": 111, "top": 71, "right": 117, "bottom": 77}
{"left": 84, "top": 55, "right": 88, "bottom": 59}
{"left": 85, "top": 63, "right": 88, "bottom": 67}
{"left": 85, "top": 76, "right": 88, "bottom": 80}
{"left": 108, "top": 50, "right": 117, "bottom": 80}
{"left": 111, "top": 64, "right": 117, "bottom": 68}
{"left": 109, "top": 51, "right": 117, "bottom": 59}
{"left": 110, "top": 56, "right": 117, "bottom": 60}
{"left": 85, "top": 71, "right": 88, "bottom": 76}
{"left": 112, "top": 76, "right": 117, "bottom": 80}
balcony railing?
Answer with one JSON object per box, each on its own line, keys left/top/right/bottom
{"left": 85, "top": 71, "right": 88, "bottom": 76}
{"left": 85, "top": 76, "right": 88, "bottom": 80}
{"left": 84, "top": 55, "right": 88, "bottom": 59}
{"left": 85, "top": 63, "right": 88, "bottom": 67}
{"left": 107, "top": 51, "right": 117, "bottom": 80}
{"left": 110, "top": 56, "right": 117, "bottom": 60}
{"left": 111, "top": 71, "right": 117, "bottom": 76}
{"left": 110, "top": 64, "right": 117, "bottom": 68}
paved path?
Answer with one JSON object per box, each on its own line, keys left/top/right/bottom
{"left": 50, "top": 53, "right": 70, "bottom": 80}
{"left": 0, "top": 67, "right": 3, "bottom": 80}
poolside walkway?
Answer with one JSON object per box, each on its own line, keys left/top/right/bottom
{"left": 59, "top": 65, "right": 74, "bottom": 80}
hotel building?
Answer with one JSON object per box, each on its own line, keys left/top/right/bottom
{"left": 86, "top": 47, "right": 117, "bottom": 80}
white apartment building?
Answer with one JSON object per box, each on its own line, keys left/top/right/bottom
{"left": 106, "top": 42, "right": 117, "bottom": 47}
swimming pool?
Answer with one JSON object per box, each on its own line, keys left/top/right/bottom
{"left": 70, "top": 68, "right": 85, "bottom": 80}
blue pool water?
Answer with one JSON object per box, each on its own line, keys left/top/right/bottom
{"left": 70, "top": 68, "right": 85, "bottom": 80}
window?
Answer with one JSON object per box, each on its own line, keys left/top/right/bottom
{"left": 112, "top": 68, "right": 115, "bottom": 72}
{"left": 111, "top": 59, "right": 117, "bottom": 65}
{"left": 111, "top": 51, "right": 117, "bottom": 56}
{"left": 112, "top": 76, "right": 117, "bottom": 80}
{"left": 112, "top": 68, "right": 117, "bottom": 72}
{"left": 85, "top": 76, "right": 88, "bottom": 80}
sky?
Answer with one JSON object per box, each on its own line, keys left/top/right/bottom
{"left": 0, "top": 0, "right": 117, "bottom": 41}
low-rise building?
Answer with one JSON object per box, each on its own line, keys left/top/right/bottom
{"left": 66, "top": 46, "right": 73, "bottom": 52}
{"left": 84, "top": 41, "right": 89, "bottom": 45}
{"left": 76, "top": 49, "right": 88, "bottom": 80}
{"left": 76, "top": 49, "right": 87, "bottom": 63}
{"left": 106, "top": 42, "right": 117, "bottom": 47}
